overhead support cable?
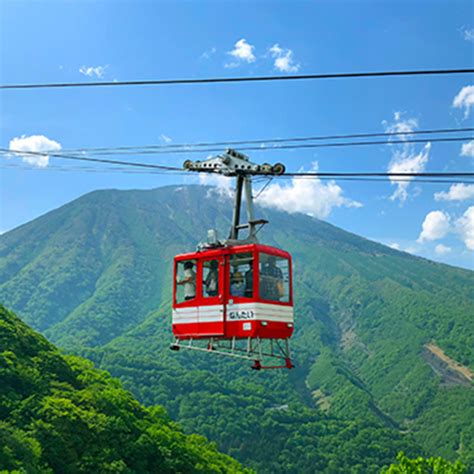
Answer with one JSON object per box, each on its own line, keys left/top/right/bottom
{"left": 1, "top": 148, "right": 183, "bottom": 171}
{"left": 284, "top": 172, "right": 474, "bottom": 177}
{"left": 55, "top": 136, "right": 473, "bottom": 158}
{"left": 298, "top": 177, "right": 474, "bottom": 184}
{"left": 60, "top": 127, "right": 474, "bottom": 154}
{"left": 1, "top": 68, "right": 473, "bottom": 90}
{"left": 1, "top": 161, "right": 473, "bottom": 184}
{"left": 1, "top": 163, "right": 473, "bottom": 185}
{"left": 0, "top": 162, "right": 188, "bottom": 175}
{"left": 2, "top": 149, "right": 473, "bottom": 179}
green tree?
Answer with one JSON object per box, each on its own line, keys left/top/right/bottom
{"left": 382, "top": 452, "right": 467, "bottom": 474}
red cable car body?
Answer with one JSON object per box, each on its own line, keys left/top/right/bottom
{"left": 172, "top": 243, "right": 294, "bottom": 341}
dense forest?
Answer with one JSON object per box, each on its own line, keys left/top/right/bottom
{"left": 0, "top": 305, "right": 247, "bottom": 473}
{"left": 1, "top": 185, "right": 473, "bottom": 472}
{"left": 382, "top": 452, "right": 467, "bottom": 473}
{"left": 1, "top": 304, "right": 468, "bottom": 473}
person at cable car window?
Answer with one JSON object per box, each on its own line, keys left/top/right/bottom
{"left": 177, "top": 261, "right": 196, "bottom": 301}
{"left": 260, "top": 256, "right": 284, "bottom": 301}
{"left": 231, "top": 270, "right": 245, "bottom": 296}
{"left": 204, "top": 260, "right": 219, "bottom": 297}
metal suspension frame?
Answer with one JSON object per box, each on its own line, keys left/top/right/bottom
{"left": 228, "top": 174, "right": 268, "bottom": 243}
{"left": 183, "top": 148, "right": 285, "bottom": 246}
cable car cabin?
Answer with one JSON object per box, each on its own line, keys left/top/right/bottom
{"left": 171, "top": 149, "right": 293, "bottom": 369}
{"left": 172, "top": 244, "right": 293, "bottom": 341}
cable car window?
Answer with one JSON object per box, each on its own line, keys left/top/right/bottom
{"left": 202, "top": 260, "right": 219, "bottom": 298}
{"left": 176, "top": 260, "right": 197, "bottom": 303}
{"left": 230, "top": 253, "right": 254, "bottom": 298}
{"left": 259, "top": 254, "right": 289, "bottom": 302}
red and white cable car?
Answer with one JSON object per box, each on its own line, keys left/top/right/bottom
{"left": 171, "top": 150, "right": 294, "bottom": 369}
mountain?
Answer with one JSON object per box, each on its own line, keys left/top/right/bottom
{"left": 1, "top": 185, "right": 473, "bottom": 472}
{"left": 0, "top": 304, "right": 247, "bottom": 473}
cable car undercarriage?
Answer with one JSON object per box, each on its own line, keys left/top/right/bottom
{"left": 171, "top": 336, "right": 293, "bottom": 370}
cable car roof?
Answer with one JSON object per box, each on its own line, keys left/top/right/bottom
{"left": 174, "top": 243, "right": 292, "bottom": 261}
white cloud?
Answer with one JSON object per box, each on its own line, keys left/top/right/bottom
{"left": 257, "top": 162, "right": 362, "bottom": 219}
{"left": 417, "top": 210, "right": 450, "bottom": 243}
{"left": 159, "top": 134, "right": 172, "bottom": 144}
{"left": 383, "top": 112, "right": 430, "bottom": 203}
{"left": 453, "top": 85, "right": 474, "bottom": 118}
{"left": 377, "top": 238, "right": 420, "bottom": 254}
{"left": 461, "top": 140, "right": 474, "bottom": 157}
{"left": 269, "top": 44, "right": 300, "bottom": 73}
{"left": 416, "top": 206, "right": 474, "bottom": 252}
{"left": 455, "top": 206, "right": 474, "bottom": 250}
{"left": 435, "top": 244, "right": 452, "bottom": 255}
{"left": 79, "top": 65, "right": 108, "bottom": 79}
{"left": 224, "top": 62, "right": 239, "bottom": 69}
{"left": 462, "top": 27, "right": 474, "bottom": 42}
{"left": 227, "top": 39, "right": 256, "bottom": 64}
{"left": 434, "top": 184, "right": 474, "bottom": 202}
{"left": 8, "top": 134, "right": 61, "bottom": 168}
{"left": 199, "top": 173, "right": 234, "bottom": 199}
{"left": 383, "top": 113, "right": 418, "bottom": 138}
{"left": 388, "top": 143, "right": 431, "bottom": 202}
{"left": 201, "top": 47, "right": 217, "bottom": 60}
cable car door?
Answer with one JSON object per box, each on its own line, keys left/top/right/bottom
{"left": 198, "top": 256, "right": 225, "bottom": 336}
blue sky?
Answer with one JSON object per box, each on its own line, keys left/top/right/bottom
{"left": 1, "top": 0, "right": 473, "bottom": 269}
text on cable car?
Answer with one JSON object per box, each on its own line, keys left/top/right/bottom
{"left": 228, "top": 310, "right": 255, "bottom": 320}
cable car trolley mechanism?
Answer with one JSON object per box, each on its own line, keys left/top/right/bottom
{"left": 171, "top": 149, "right": 294, "bottom": 370}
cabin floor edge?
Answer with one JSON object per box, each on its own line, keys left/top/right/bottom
{"left": 170, "top": 336, "right": 294, "bottom": 370}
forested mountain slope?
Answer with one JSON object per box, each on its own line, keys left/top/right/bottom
{"left": 1, "top": 185, "right": 473, "bottom": 471}
{"left": 0, "top": 305, "right": 247, "bottom": 473}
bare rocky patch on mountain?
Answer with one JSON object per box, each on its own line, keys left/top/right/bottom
{"left": 423, "top": 343, "right": 473, "bottom": 387}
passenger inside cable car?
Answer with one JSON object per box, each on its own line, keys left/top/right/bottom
{"left": 175, "top": 260, "right": 196, "bottom": 302}
{"left": 230, "top": 252, "right": 253, "bottom": 298}
{"left": 174, "top": 249, "right": 292, "bottom": 305}
{"left": 173, "top": 246, "right": 292, "bottom": 326}
{"left": 203, "top": 260, "right": 219, "bottom": 297}
{"left": 259, "top": 254, "right": 289, "bottom": 302}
